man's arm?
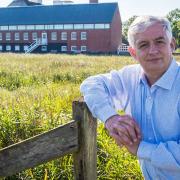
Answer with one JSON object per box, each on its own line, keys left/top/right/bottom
{"left": 80, "top": 72, "right": 141, "bottom": 149}
{"left": 80, "top": 73, "right": 118, "bottom": 122}
{"left": 137, "top": 141, "right": 180, "bottom": 171}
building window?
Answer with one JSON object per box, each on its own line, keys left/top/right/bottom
{"left": 71, "top": 46, "right": 77, "bottom": 52}
{"left": 9, "top": 26, "right": 17, "bottom": 30}
{"left": 0, "top": 33, "right": 2, "bottom": 41}
{"left": 105, "top": 24, "right": 110, "bottom": 29}
{"left": 15, "top": 45, "right": 20, "bottom": 51}
{"left": 84, "top": 24, "right": 94, "bottom": 29}
{"left": 61, "top": 46, "right": 67, "bottom": 52}
{"left": 51, "top": 32, "right": 57, "bottom": 40}
{"left": 45, "top": 25, "right": 54, "bottom": 30}
{"left": 35, "top": 25, "right": 44, "bottom": 30}
{"left": 24, "top": 45, "right": 29, "bottom": 51}
{"left": 1, "top": 26, "right": 8, "bottom": 30}
{"left": 64, "top": 24, "right": 73, "bottom": 30}
{"left": 81, "top": 46, "right": 87, "bottom": 52}
{"left": 41, "top": 46, "right": 47, "bottom": 51}
{"left": 54, "top": 24, "right": 63, "bottom": 30}
{"left": 61, "top": 32, "right": 67, "bottom": 40}
{"left": 23, "top": 32, "right": 29, "bottom": 40}
{"left": 95, "top": 24, "right": 105, "bottom": 29}
{"left": 32, "top": 32, "right": 37, "bottom": 40}
{"left": 18, "top": 25, "right": 26, "bottom": 30}
{"left": 74, "top": 24, "right": 83, "bottom": 30}
{"left": 0, "top": 45, "right": 2, "bottom": 51}
{"left": 27, "top": 25, "right": 35, "bottom": 30}
{"left": 6, "top": 33, "right": 11, "bottom": 41}
{"left": 15, "top": 32, "right": 20, "bottom": 41}
{"left": 71, "top": 32, "right": 77, "bottom": 40}
{"left": 6, "top": 45, "right": 11, "bottom": 51}
{"left": 81, "top": 32, "right": 87, "bottom": 40}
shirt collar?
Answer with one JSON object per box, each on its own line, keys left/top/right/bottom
{"left": 139, "top": 59, "right": 179, "bottom": 90}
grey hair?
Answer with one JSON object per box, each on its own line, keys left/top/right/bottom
{"left": 128, "top": 15, "right": 172, "bottom": 48}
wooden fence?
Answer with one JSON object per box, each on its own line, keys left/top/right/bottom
{"left": 0, "top": 97, "right": 97, "bottom": 180}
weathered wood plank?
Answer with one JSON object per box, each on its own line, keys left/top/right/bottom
{"left": 73, "top": 97, "right": 97, "bottom": 180}
{"left": 0, "top": 120, "right": 78, "bottom": 177}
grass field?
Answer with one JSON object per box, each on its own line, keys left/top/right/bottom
{"left": 0, "top": 54, "right": 179, "bottom": 180}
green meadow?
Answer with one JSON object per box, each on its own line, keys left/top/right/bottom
{"left": 0, "top": 54, "right": 179, "bottom": 180}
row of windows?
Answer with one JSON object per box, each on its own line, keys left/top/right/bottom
{"left": 0, "top": 45, "right": 87, "bottom": 52}
{"left": 0, "top": 32, "right": 87, "bottom": 41}
{"left": 0, "top": 23, "right": 110, "bottom": 31}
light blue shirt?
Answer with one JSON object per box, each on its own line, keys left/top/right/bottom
{"left": 80, "top": 59, "right": 180, "bottom": 180}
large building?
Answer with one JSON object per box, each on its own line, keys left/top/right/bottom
{"left": 8, "top": 0, "right": 42, "bottom": 7}
{"left": 0, "top": 1, "right": 122, "bottom": 54}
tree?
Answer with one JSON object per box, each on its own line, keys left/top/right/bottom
{"left": 122, "top": 15, "right": 137, "bottom": 44}
{"left": 166, "top": 8, "right": 180, "bottom": 47}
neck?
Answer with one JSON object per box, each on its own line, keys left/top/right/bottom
{"left": 146, "top": 75, "right": 160, "bottom": 86}
{"left": 145, "top": 69, "right": 167, "bottom": 86}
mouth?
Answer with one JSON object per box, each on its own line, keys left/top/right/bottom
{"left": 147, "top": 58, "right": 162, "bottom": 62}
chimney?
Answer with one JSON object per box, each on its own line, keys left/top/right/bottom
{"left": 89, "top": 0, "right": 98, "bottom": 3}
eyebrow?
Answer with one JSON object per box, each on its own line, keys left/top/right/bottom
{"left": 155, "top": 36, "right": 166, "bottom": 41}
{"left": 137, "top": 36, "right": 166, "bottom": 45}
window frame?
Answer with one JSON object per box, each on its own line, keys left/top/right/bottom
{"left": 61, "top": 32, "right": 67, "bottom": 40}
{"left": 61, "top": 45, "right": 67, "bottom": 52}
{"left": 51, "top": 32, "right": 57, "bottom": 41}
{"left": 81, "top": 32, "right": 87, "bottom": 40}
{"left": 71, "top": 32, "right": 77, "bottom": 40}
{"left": 15, "top": 32, "right": 20, "bottom": 41}
{"left": 6, "top": 32, "right": 11, "bottom": 41}
{"left": 23, "top": 32, "right": 29, "bottom": 41}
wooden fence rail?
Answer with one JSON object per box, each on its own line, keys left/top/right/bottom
{"left": 0, "top": 97, "right": 97, "bottom": 180}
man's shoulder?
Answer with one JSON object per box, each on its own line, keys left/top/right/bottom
{"left": 109, "top": 64, "right": 142, "bottom": 84}
{"left": 117, "top": 64, "right": 142, "bottom": 76}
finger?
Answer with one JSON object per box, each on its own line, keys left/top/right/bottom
{"left": 109, "top": 131, "right": 132, "bottom": 146}
{"left": 113, "top": 120, "right": 137, "bottom": 142}
{"left": 131, "top": 118, "right": 142, "bottom": 139}
{"left": 134, "top": 125, "right": 142, "bottom": 139}
{"left": 114, "top": 139, "right": 123, "bottom": 148}
{"left": 123, "top": 123, "right": 138, "bottom": 143}
{"left": 113, "top": 123, "right": 130, "bottom": 138}
{"left": 118, "top": 116, "right": 141, "bottom": 139}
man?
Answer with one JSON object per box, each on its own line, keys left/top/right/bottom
{"left": 80, "top": 16, "right": 180, "bottom": 179}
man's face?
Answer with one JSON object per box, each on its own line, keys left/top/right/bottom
{"left": 132, "top": 23, "right": 175, "bottom": 77}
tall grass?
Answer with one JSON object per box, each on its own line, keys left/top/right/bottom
{"left": 0, "top": 53, "right": 179, "bottom": 179}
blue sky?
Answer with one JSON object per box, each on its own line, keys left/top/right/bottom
{"left": 0, "top": 0, "right": 179, "bottom": 22}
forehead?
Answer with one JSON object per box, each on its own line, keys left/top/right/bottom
{"left": 134, "top": 23, "right": 167, "bottom": 44}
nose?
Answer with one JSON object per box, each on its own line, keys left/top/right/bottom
{"left": 149, "top": 43, "right": 158, "bottom": 54}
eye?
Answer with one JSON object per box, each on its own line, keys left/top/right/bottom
{"left": 139, "top": 43, "right": 148, "bottom": 49}
{"left": 157, "top": 40, "right": 164, "bottom": 44}
{"left": 156, "top": 39, "right": 166, "bottom": 45}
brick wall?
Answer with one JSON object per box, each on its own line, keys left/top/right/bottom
{"left": 110, "top": 7, "right": 122, "bottom": 53}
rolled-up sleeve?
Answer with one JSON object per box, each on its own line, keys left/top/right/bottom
{"left": 137, "top": 140, "right": 180, "bottom": 171}
{"left": 80, "top": 75, "right": 117, "bottom": 122}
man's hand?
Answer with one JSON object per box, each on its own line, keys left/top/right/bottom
{"left": 124, "top": 139, "right": 141, "bottom": 155}
{"left": 105, "top": 114, "right": 142, "bottom": 155}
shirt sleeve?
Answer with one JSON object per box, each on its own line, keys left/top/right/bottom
{"left": 137, "top": 140, "right": 180, "bottom": 171}
{"left": 80, "top": 70, "right": 128, "bottom": 122}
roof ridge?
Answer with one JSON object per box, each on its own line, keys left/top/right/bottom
{"left": 0, "top": 2, "right": 118, "bottom": 9}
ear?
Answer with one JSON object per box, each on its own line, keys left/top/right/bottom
{"left": 128, "top": 46, "right": 137, "bottom": 59}
{"left": 170, "top": 37, "right": 176, "bottom": 53}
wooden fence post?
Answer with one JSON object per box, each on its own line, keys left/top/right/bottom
{"left": 73, "top": 97, "right": 97, "bottom": 180}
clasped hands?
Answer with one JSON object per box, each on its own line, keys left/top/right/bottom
{"left": 105, "top": 114, "right": 142, "bottom": 155}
